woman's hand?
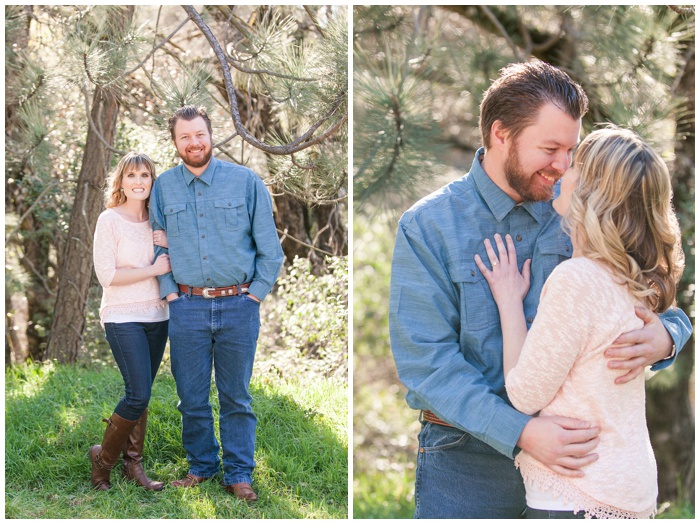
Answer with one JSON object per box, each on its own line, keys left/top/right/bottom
{"left": 153, "top": 230, "right": 168, "bottom": 248}
{"left": 151, "top": 253, "right": 171, "bottom": 276}
{"left": 474, "top": 233, "right": 531, "bottom": 307}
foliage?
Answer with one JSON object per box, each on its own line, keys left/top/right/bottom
{"left": 5, "top": 360, "right": 347, "bottom": 519}
{"left": 353, "top": 5, "right": 694, "bottom": 209}
{"left": 5, "top": 5, "right": 348, "bottom": 364}
{"left": 258, "top": 256, "right": 348, "bottom": 382}
{"left": 352, "top": 211, "right": 420, "bottom": 518}
{"left": 353, "top": 5, "right": 695, "bottom": 512}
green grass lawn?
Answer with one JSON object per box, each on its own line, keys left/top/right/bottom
{"left": 5, "top": 360, "right": 348, "bottom": 519}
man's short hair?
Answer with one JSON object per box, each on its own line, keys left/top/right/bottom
{"left": 479, "top": 60, "right": 588, "bottom": 149}
{"left": 168, "top": 105, "right": 213, "bottom": 141}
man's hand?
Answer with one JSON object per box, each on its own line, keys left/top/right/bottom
{"left": 517, "top": 416, "right": 599, "bottom": 478}
{"left": 245, "top": 293, "right": 261, "bottom": 303}
{"left": 606, "top": 306, "right": 673, "bottom": 385}
{"left": 165, "top": 292, "right": 179, "bottom": 302}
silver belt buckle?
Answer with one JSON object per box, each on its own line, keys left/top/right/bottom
{"left": 202, "top": 287, "right": 216, "bottom": 298}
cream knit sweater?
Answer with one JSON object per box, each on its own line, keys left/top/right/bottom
{"left": 93, "top": 208, "right": 167, "bottom": 325}
{"left": 506, "top": 257, "right": 657, "bottom": 519}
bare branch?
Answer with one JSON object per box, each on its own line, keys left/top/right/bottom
{"left": 213, "top": 131, "right": 239, "bottom": 148}
{"left": 5, "top": 181, "right": 59, "bottom": 246}
{"left": 479, "top": 6, "right": 524, "bottom": 62}
{"left": 277, "top": 228, "right": 335, "bottom": 257}
{"left": 181, "top": 5, "right": 346, "bottom": 155}
{"left": 669, "top": 6, "right": 694, "bottom": 15}
{"left": 303, "top": 5, "right": 326, "bottom": 38}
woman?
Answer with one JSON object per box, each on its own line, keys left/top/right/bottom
{"left": 475, "top": 128, "right": 684, "bottom": 518}
{"left": 90, "top": 152, "right": 170, "bottom": 491}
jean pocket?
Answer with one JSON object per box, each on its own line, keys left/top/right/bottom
{"left": 419, "top": 422, "right": 472, "bottom": 452}
{"left": 241, "top": 294, "right": 261, "bottom": 306}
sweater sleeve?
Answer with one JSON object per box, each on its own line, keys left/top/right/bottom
{"left": 505, "top": 260, "right": 594, "bottom": 415}
{"left": 93, "top": 212, "right": 118, "bottom": 288}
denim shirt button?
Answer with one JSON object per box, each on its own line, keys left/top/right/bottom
{"left": 471, "top": 270, "right": 475, "bottom": 276}
{"left": 527, "top": 317, "right": 533, "bottom": 323}
{"left": 516, "top": 235, "right": 522, "bottom": 241}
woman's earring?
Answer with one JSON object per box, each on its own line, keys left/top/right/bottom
{"left": 119, "top": 188, "right": 124, "bottom": 192}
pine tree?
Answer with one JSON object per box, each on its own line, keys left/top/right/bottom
{"left": 6, "top": 5, "right": 348, "bottom": 363}
{"left": 353, "top": 4, "right": 695, "bottom": 508}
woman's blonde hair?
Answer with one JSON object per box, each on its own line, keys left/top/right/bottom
{"left": 104, "top": 152, "right": 157, "bottom": 209}
{"left": 563, "top": 127, "right": 683, "bottom": 312}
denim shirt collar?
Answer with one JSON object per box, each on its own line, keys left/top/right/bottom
{"left": 180, "top": 157, "right": 218, "bottom": 186}
{"left": 471, "top": 147, "right": 549, "bottom": 224}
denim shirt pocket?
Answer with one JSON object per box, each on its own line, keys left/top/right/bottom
{"left": 163, "top": 203, "right": 187, "bottom": 237}
{"left": 452, "top": 261, "right": 500, "bottom": 332}
{"left": 214, "top": 198, "right": 246, "bottom": 231}
{"left": 536, "top": 237, "right": 572, "bottom": 282}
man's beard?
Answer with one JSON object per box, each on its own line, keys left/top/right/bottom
{"left": 503, "top": 146, "right": 559, "bottom": 202}
{"left": 181, "top": 146, "right": 212, "bottom": 169}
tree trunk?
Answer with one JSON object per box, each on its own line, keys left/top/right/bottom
{"left": 44, "top": 86, "right": 120, "bottom": 363}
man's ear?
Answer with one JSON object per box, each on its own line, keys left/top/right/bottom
{"left": 491, "top": 120, "right": 510, "bottom": 149}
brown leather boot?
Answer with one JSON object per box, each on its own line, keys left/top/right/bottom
{"left": 121, "top": 408, "right": 164, "bottom": 491}
{"left": 90, "top": 413, "right": 138, "bottom": 490}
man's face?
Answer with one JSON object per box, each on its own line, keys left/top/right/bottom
{"left": 502, "top": 103, "right": 581, "bottom": 202}
{"left": 173, "top": 116, "right": 212, "bottom": 170}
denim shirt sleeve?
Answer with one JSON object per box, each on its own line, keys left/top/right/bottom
{"left": 651, "top": 307, "right": 693, "bottom": 371}
{"left": 149, "top": 176, "right": 178, "bottom": 298}
{"left": 389, "top": 219, "right": 531, "bottom": 459}
{"left": 246, "top": 175, "right": 284, "bottom": 301}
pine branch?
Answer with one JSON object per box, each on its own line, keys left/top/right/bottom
{"left": 122, "top": 16, "right": 190, "bottom": 77}
{"left": 5, "top": 182, "right": 59, "bottom": 246}
{"left": 182, "top": 5, "right": 346, "bottom": 156}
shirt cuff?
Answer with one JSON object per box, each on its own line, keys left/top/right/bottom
{"left": 482, "top": 407, "right": 532, "bottom": 459}
{"left": 247, "top": 281, "right": 270, "bottom": 302}
{"left": 158, "top": 274, "right": 178, "bottom": 299}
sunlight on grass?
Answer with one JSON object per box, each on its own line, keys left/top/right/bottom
{"left": 6, "top": 361, "right": 348, "bottom": 519}
{"left": 5, "top": 359, "right": 55, "bottom": 399}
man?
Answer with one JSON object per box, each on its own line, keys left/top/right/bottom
{"left": 150, "top": 106, "right": 284, "bottom": 501}
{"left": 388, "top": 61, "right": 692, "bottom": 518}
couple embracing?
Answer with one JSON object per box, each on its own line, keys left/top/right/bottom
{"left": 89, "top": 106, "right": 284, "bottom": 501}
{"left": 389, "top": 61, "right": 692, "bottom": 518}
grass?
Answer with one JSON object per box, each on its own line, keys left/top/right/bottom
{"left": 5, "top": 359, "right": 348, "bottom": 519}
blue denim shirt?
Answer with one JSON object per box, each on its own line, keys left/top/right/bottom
{"left": 389, "top": 148, "right": 692, "bottom": 459}
{"left": 150, "top": 157, "right": 284, "bottom": 301}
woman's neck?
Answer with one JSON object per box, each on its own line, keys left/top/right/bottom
{"left": 114, "top": 199, "right": 148, "bottom": 222}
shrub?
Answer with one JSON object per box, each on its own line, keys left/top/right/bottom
{"left": 258, "top": 256, "right": 348, "bottom": 381}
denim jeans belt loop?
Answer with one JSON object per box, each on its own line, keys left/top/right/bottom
{"left": 178, "top": 283, "right": 251, "bottom": 298}
{"left": 421, "top": 410, "right": 454, "bottom": 428}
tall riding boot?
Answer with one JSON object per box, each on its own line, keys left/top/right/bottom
{"left": 90, "top": 413, "right": 139, "bottom": 490}
{"left": 121, "top": 408, "right": 164, "bottom": 491}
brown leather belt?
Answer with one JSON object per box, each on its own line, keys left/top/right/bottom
{"left": 421, "top": 410, "right": 454, "bottom": 428}
{"left": 178, "top": 283, "right": 251, "bottom": 299}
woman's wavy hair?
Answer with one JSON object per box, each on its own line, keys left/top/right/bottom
{"left": 104, "top": 152, "right": 157, "bottom": 209}
{"left": 563, "top": 127, "right": 683, "bottom": 312}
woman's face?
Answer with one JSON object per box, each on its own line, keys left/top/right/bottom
{"left": 120, "top": 163, "right": 153, "bottom": 201}
{"left": 552, "top": 165, "right": 579, "bottom": 217}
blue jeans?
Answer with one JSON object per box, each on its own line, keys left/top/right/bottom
{"left": 104, "top": 321, "right": 168, "bottom": 421}
{"left": 414, "top": 421, "right": 526, "bottom": 518}
{"left": 168, "top": 292, "right": 260, "bottom": 486}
